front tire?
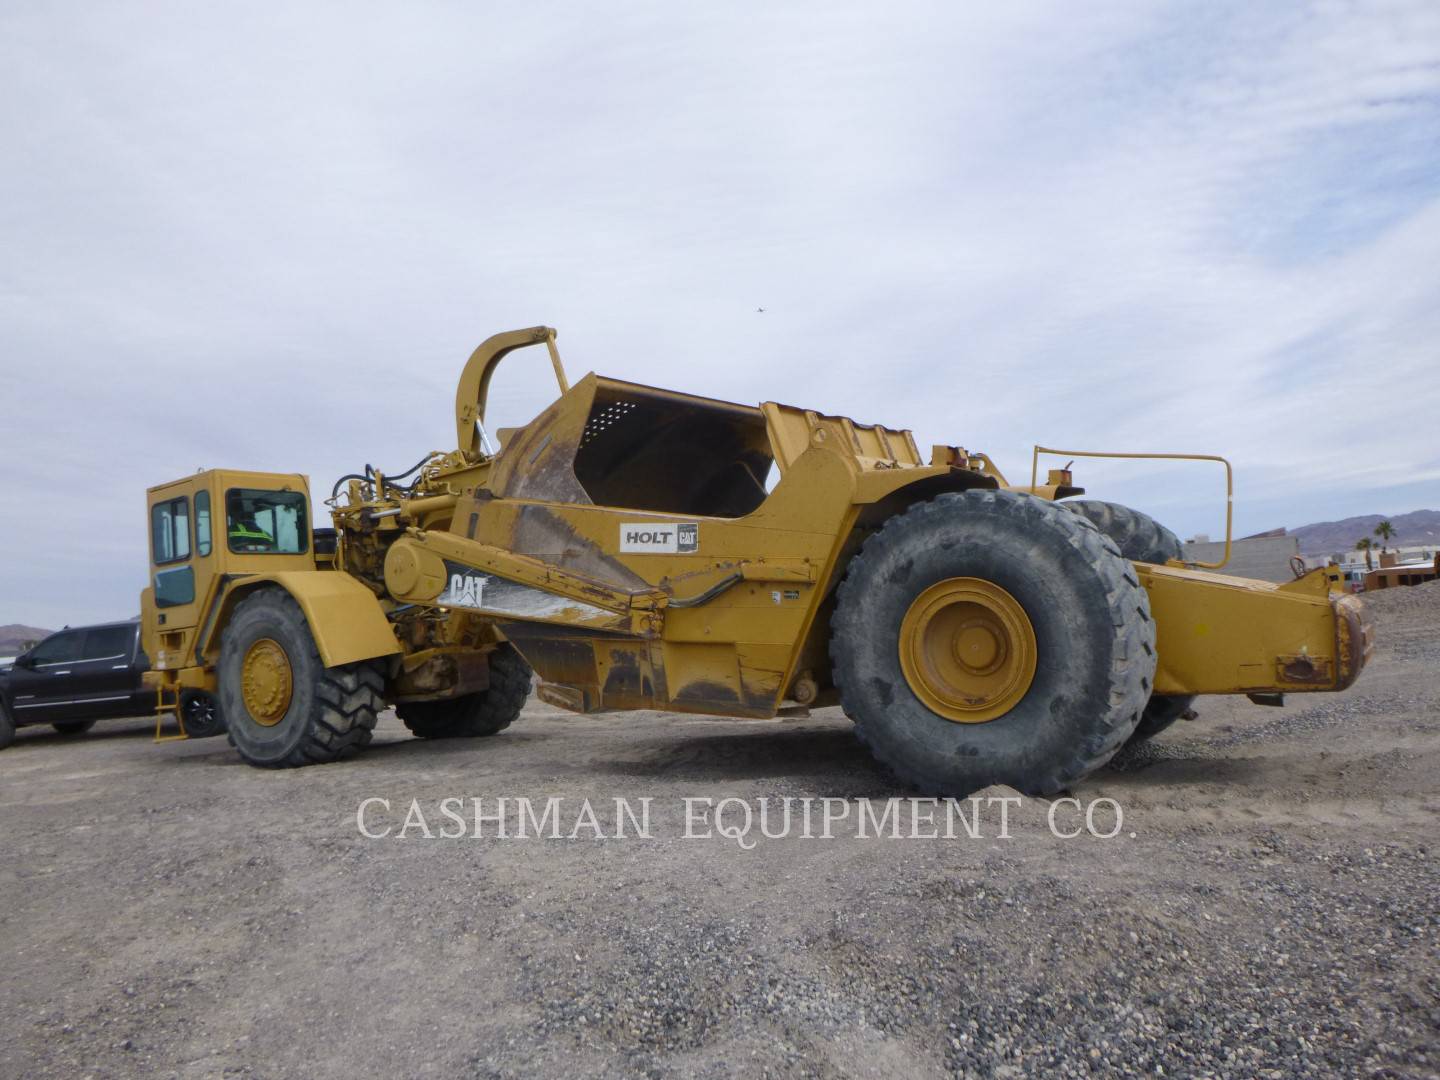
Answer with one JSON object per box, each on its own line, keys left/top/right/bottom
{"left": 397, "top": 644, "right": 531, "bottom": 739}
{"left": 0, "top": 700, "right": 15, "bottom": 750}
{"left": 1064, "top": 500, "right": 1196, "bottom": 744}
{"left": 832, "top": 489, "right": 1156, "bottom": 796}
{"left": 218, "top": 588, "right": 383, "bottom": 768}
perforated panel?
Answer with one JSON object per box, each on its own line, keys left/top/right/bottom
{"left": 580, "top": 399, "right": 638, "bottom": 448}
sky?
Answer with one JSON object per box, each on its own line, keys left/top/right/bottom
{"left": 2, "top": 1, "right": 1438, "bottom": 629}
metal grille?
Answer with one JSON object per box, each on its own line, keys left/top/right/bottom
{"left": 580, "top": 399, "right": 638, "bottom": 448}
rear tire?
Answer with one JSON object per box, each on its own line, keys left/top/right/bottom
{"left": 397, "top": 644, "right": 531, "bottom": 739}
{"left": 218, "top": 588, "right": 383, "bottom": 768}
{"left": 1063, "top": 500, "right": 1182, "bottom": 564}
{"left": 1064, "top": 500, "right": 1196, "bottom": 744}
{"left": 832, "top": 489, "right": 1155, "bottom": 796}
{"left": 53, "top": 720, "right": 96, "bottom": 736}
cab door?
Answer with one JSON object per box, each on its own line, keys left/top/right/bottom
{"left": 7, "top": 629, "right": 87, "bottom": 723}
{"left": 149, "top": 489, "right": 205, "bottom": 667}
{"left": 68, "top": 625, "right": 141, "bottom": 719}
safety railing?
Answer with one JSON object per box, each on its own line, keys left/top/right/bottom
{"left": 1031, "top": 446, "right": 1233, "bottom": 570}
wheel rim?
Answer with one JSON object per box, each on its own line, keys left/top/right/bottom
{"left": 898, "top": 577, "right": 1037, "bottom": 723}
{"left": 184, "top": 695, "right": 215, "bottom": 728}
{"left": 240, "top": 638, "right": 293, "bottom": 727}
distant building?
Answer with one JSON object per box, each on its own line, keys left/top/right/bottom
{"left": 1334, "top": 544, "right": 1434, "bottom": 566}
{"left": 1363, "top": 555, "right": 1439, "bottom": 591}
{"left": 1182, "top": 529, "right": 1300, "bottom": 583}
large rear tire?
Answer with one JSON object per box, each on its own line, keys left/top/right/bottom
{"left": 1062, "top": 499, "right": 1182, "bottom": 564}
{"left": 397, "top": 644, "right": 531, "bottom": 739}
{"left": 832, "top": 489, "right": 1156, "bottom": 796}
{"left": 218, "top": 588, "right": 383, "bottom": 768}
{"left": 1064, "top": 500, "right": 1196, "bottom": 744}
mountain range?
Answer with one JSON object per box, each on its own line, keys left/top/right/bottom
{"left": 0, "top": 624, "right": 54, "bottom": 655}
{"left": 1288, "top": 509, "right": 1440, "bottom": 557}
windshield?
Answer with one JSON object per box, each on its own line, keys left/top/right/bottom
{"left": 226, "top": 489, "right": 309, "bottom": 554}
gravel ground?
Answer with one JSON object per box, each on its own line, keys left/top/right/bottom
{"left": 2, "top": 583, "right": 1437, "bottom": 1079}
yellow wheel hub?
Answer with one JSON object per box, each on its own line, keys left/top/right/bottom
{"left": 898, "top": 577, "right": 1037, "bottom": 723}
{"left": 240, "top": 638, "right": 293, "bottom": 727}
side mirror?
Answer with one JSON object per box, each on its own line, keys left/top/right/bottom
{"left": 14, "top": 654, "right": 35, "bottom": 669}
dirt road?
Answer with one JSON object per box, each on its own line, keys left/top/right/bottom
{"left": 2, "top": 585, "right": 1436, "bottom": 1078}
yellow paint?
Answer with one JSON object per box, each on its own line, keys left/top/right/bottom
{"left": 141, "top": 470, "right": 399, "bottom": 698}
{"left": 898, "top": 578, "right": 1037, "bottom": 722}
{"left": 1141, "top": 563, "right": 1366, "bottom": 695}
{"left": 241, "top": 638, "right": 293, "bottom": 726}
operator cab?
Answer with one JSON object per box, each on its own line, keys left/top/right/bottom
{"left": 142, "top": 470, "right": 314, "bottom": 673}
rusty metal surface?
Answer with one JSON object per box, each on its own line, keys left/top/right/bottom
{"left": 391, "top": 648, "right": 492, "bottom": 702}
{"left": 508, "top": 504, "right": 652, "bottom": 592}
{"left": 1277, "top": 654, "right": 1333, "bottom": 685}
{"left": 490, "top": 380, "right": 593, "bottom": 504}
{"left": 1333, "top": 594, "right": 1373, "bottom": 692}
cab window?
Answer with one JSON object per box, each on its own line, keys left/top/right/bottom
{"left": 83, "top": 626, "right": 133, "bottom": 660}
{"left": 29, "top": 631, "right": 84, "bottom": 665}
{"left": 195, "top": 490, "right": 212, "bottom": 557}
{"left": 226, "top": 489, "right": 309, "bottom": 554}
{"left": 151, "top": 497, "right": 191, "bottom": 564}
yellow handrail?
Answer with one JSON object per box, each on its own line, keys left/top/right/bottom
{"left": 1031, "top": 446, "right": 1233, "bottom": 570}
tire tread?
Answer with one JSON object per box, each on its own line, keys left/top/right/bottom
{"left": 224, "top": 589, "right": 382, "bottom": 768}
{"left": 397, "top": 644, "right": 531, "bottom": 739}
{"left": 1065, "top": 499, "right": 1196, "bottom": 744}
{"left": 832, "top": 490, "right": 1155, "bottom": 795}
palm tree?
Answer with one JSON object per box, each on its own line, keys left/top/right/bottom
{"left": 1356, "top": 536, "right": 1374, "bottom": 571}
{"left": 1374, "top": 520, "right": 1395, "bottom": 553}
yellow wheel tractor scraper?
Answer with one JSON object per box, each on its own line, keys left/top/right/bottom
{"left": 141, "top": 327, "right": 1370, "bottom": 794}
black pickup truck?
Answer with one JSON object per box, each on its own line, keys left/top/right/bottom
{"left": 0, "top": 621, "right": 223, "bottom": 749}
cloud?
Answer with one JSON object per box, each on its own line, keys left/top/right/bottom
{"left": 0, "top": 1, "right": 1437, "bottom": 626}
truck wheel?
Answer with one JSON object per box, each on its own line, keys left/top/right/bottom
{"left": 397, "top": 644, "right": 532, "bottom": 739}
{"left": 0, "top": 701, "right": 14, "bottom": 750}
{"left": 218, "top": 588, "right": 383, "bottom": 768}
{"left": 52, "top": 721, "right": 96, "bottom": 736}
{"left": 1064, "top": 499, "right": 1197, "bottom": 745}
{"left": 180, "top": 691, "right": 227, "bottom": 739}
{"left": 831, "top": 489, "right": 1155, "bottom": 796}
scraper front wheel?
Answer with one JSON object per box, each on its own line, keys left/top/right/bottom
{"left": 218, "top": 588, "right": 383, "bottom": 768}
